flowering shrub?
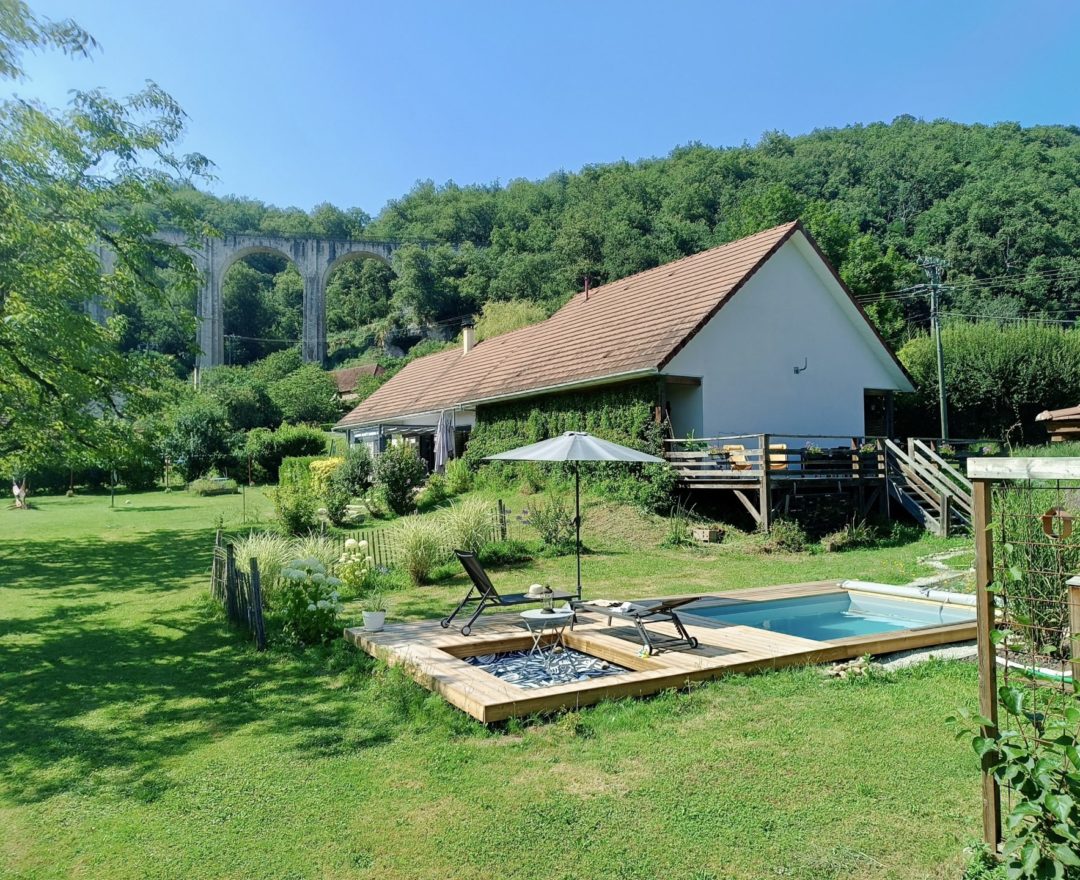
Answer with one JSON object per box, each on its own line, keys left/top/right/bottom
{"left": 277, "top": 558, "right": 344, "bottom": 645}
{"left": 337, "top": 538, "right": 375, "bottom": 598}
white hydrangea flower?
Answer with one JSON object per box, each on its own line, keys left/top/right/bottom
{"left": 344, "top": 538, "right": 358, "bottom": 550}
{"left": 358, "top": 539, "right": 369, "bottom": 550}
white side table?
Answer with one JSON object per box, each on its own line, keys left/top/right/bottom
{"left": 519, "top": 608, "right": 574, "bottom": 670}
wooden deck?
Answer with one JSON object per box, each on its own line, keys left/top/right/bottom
{"left": 344, "top": 581, "right": 977, "bottom": 722}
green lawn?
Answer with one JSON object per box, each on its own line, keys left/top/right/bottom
{"left": 1, "top": 489, "right": 983, "bottom": 879}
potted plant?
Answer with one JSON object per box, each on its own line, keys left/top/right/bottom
{"left": 362, "top": 592, "right": 387, "bottom": 632}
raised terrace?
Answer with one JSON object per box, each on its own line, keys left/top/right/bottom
{"left": 345, "top": 581, "right": 977, "bottom": 722}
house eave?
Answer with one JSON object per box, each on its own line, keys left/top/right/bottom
{"left": 334, "top": 367, "right": 661, "bottom": 431}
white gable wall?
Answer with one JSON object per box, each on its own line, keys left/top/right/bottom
{"left": 664, "top": 235, "right": 909, "bottom": 438}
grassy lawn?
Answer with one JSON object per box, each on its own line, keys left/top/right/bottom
{"left": 1, "top": 489, "right": 983, "bottom": 879}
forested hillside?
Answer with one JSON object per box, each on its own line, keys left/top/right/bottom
{"left": 116, "top": 117, "right": 1080, "bottom": 440}
{"left": 128, "top": 117, "right": 1080, "bottom": 388}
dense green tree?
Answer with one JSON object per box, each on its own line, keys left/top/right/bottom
{"left": 326, "top": 258, "right": 393, "bottom": 332}
{"left": 474, "top": 299, "right": 547, "bottom": 341}
{"left": 162, "top": 395, "right": 234, "bottom": 481}
{"left": 201, "top": 366, "right": 278, "bottom": 431}
{"left": 0, "top": 1, "right": 207, "bottom": 472}
{"left": 268, "top": 364, "right": 340, "bottom": 425}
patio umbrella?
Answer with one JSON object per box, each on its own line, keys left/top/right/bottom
{"left": 485, "top": 432, "right": 665, "bottom": 598}
{"left": 434, "top": 410, "right": 453, "bottom": 472}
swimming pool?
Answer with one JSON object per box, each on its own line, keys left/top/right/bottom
{"left": 682, "top": 591, "right": 976, "bottom": 641}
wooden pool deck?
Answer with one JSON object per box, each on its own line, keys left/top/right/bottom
{"left": 344, "top": 580, "right": 977, "bottom": 722}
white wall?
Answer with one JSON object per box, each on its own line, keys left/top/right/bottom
{"left": 664, "top": 236, "right": 909, "bottom": 439}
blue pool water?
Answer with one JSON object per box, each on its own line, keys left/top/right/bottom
{"left": 681, "top": 592, "right": 975, "bottom": 641}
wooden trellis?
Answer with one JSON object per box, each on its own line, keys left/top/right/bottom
{"left": 968, "top": 458, "right": 1080, "bottom": 847}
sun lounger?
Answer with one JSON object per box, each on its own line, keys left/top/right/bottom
{"left": 443, "top": 550, "right": 575, "bottom": 636}
{"left": 571, "top": 597, "right": 699, "bottom": 653}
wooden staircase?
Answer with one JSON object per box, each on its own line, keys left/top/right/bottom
{"left": 884, "top": 438, "right": 973, "bottom": 536}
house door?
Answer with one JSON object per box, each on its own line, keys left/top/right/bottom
{"left": 863, "top": 390, "right": 894, "bottom": 438}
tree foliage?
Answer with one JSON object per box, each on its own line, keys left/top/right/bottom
{"left": 898, "top": 322, "right": 1080, "bottom": 441}
{"left": 267, "top": 363, "right": 340, "bottom": 425}
{"left": 0, "top": 2, "right": 208, "bottom": 473}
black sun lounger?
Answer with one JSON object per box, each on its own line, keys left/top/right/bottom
{"left": 443, "top": 550, "right": 576, "bottom": 636}
{"left": 571, "top": 597, "right": 700, "bottom": 654}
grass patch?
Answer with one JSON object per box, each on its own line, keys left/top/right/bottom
{"left": 0, "top": 488, "right": 981, "bottom": 879}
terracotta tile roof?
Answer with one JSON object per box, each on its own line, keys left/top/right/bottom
{"left": 330, "top": 364, "right": 383, "bottom": 394}
{"left": 336, "top": 222, "right": 805, "bottom": 428}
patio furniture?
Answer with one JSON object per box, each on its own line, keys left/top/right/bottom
{"left": 722, "top": 444, "right": 752, "bottom": 471}
{"left": 443, "top": 550, "right": 575, "bottom": 636}
{"left": 519, "top": 607, "right": 575, "bottom": 671}
{"left": 572, "top": 597, "right": 700, "bottom": 654}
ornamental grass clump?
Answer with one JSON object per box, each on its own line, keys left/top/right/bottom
{"left": 521, "top": 494, "right": 577, "bottom": 555}
{"left": 443, "top": 496, "right": 494, "bottom": 555}
{"left": 395, "top": 515, "right": 447, "bottom": 585}
{"left": 277, "top": 558, "right": 344, "bottom": 646}
{"left": 232, "top": 530, "right": 293, "bottom": 605}
{"left": 292, "top": 531, "right": 341, "bottom": 571}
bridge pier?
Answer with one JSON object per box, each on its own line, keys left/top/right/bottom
{"left": 301, "top": 273, "right": 326, "bottom": 364}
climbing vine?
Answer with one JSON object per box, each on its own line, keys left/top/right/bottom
{"left": 463, "top": 381, "right": 677, "bottom": 512}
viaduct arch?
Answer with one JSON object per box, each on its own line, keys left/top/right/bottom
{"left": 151, "top": 230, "right": 401, "bottom": 368}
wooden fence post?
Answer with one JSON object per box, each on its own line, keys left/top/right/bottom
{"left": 758, "top": 434, "right": 772, "bottom": 532}
{"left": 973, "top": 479, "right": 1001, "bottom": 848}
{"left": 1068, "top": 576, "right": 1080, "bottom": 694}
{"left": 497, "top": 499, "right": 507, "bottom": 541}
{"left": 224, "top": 543, "right": 239, "bottom": 625}
{"left": 249, "top": 558, "right": 267, "bottom": 651}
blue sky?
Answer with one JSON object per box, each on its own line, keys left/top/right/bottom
{"left": 12, "top": 0, "right": 1080, "bottom": 216}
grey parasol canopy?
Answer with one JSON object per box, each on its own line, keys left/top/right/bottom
{"left": 434, "top": 410, "right": 454, "bottom": 472}
{"left": 485, "top": 432, "right": 666, "bottom": 596}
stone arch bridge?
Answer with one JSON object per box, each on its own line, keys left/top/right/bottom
{"left": 151, "top": 230, "right": 403, "bottom": 368}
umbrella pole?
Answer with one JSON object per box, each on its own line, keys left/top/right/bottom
{"left": 575, "top": 463, "right": 581, "bottom": 599}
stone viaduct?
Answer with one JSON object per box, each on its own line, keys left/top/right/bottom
{"left": 149, "top": 230, "right": 401, "bottom": 369}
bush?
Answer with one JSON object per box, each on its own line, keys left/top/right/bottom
{"left": 244, "top": 424, "right": 327, "bottom": 483}
{"left": 323, "top": 481, "right": 352, "bottom": 526}
{"left": 523, "top": 494, "right": 577, "bottom": 554}
{"left": 279, "top": 455, "right": 322, "bottom": 490}
{"left": 308, "top": 458, "right": 343, "bottom": 496}
{"left": 395, "top": 515, "right": 447, "bottom": 585}
{"left": 952, "top": 688, "right": 1080, "bottom": 880}
{"left": 417, "top": 473, "right": 449, "bottom": 511}
{"left": 118, "top": 450, "right": 161, "bottom": 491}
{"left": 187, "top": 477, "right": 238, "bottom": 496}
{"left": 268, "top": 364, "right": 341, "bottom": 425}
{"left": 232, "top": 530, "right": 294, "bottom": 606}
{"left": 274, "top": 483, "right": 318, "bottom": 534}
{"left": 336, "top": 537, "right": 374, "bottom": 599}
{"left": 445, "top": 458, "right": 472, "bottom": 494}
{"left": 277, "top": 558, "right": 343, "bottom": 646}
{"left": 761, "top": 518, "right": 808, "bottom": 553}
{"left": 820, "top": 518, "right": 879, "bottom": 552}
{"left": 478, "top": 539, "right": 533, "bottom": 567}
{"left": 443, "top": 496, "right": 494, "bottom": 554}
{"left": 375, "top": 443, "right": 428, "bottom": 515}
{"left": 334, "top": 444, "right": 374, "bottom": 497}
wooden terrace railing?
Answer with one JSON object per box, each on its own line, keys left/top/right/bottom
{"left": 663, "top": 434, "right": 889, "bottom": 485}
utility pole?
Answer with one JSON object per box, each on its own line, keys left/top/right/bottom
{"left": 918, "top": 256, "right": 950, "bottom": 440}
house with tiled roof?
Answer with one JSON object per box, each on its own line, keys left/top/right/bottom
{"left": 334, "top": 222, "right": 914, "bottom": 469}
{"left": 329, "top": 363, "right": 384, "bottom": 403}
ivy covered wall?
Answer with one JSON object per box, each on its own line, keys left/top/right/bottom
{"left": 463, "top": 380, "right": 662, "bottom": 464}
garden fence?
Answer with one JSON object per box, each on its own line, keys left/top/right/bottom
{"left": 339, "top": 499, "right": 515, "bottom": 567}
{"left": 210, "top": 530, "right": 267, "bottom": 651}
{"left": 969, "top": 458, "right": 1080, "bottom": 848}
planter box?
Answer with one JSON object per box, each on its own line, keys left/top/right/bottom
{"left": 691, "top": 527, "right": 724, "bottom": 544}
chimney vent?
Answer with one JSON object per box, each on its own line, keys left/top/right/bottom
{"left": 462, "top": 319, "right": 476, "bottom": 354}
